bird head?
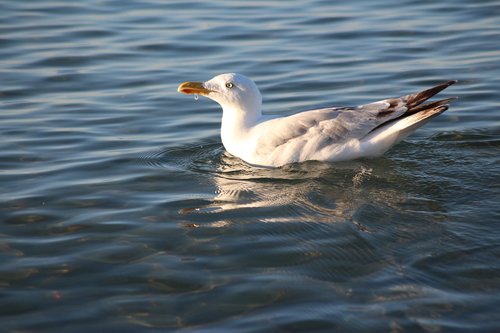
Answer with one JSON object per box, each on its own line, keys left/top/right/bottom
{"left": 178, "top": 73, "right": 262, "bottom": 116}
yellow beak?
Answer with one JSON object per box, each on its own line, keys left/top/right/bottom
{"left": 177, "top": 81, "right": 212, "bottom": 95}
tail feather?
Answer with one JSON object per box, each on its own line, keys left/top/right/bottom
{"left": 361, "top": 104, "right": 450, "bottom": 157}
{"left": 397, "top": 104, "right": 449, "bottom": 136}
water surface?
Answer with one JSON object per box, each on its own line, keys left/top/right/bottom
{"left": 1, "top": 0, "right": 500, "bottom": 332}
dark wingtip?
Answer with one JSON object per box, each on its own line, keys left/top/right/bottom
{"left": 407, "top": 97, "right": 457, "bottom": 114}
{"left": 406, "top": 80, "right": 458, "bottom": 109}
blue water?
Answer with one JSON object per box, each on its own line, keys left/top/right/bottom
{"left": 1, "top": 0, "right": 500, "bottom": 332}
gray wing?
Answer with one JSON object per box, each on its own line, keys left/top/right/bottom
{"left": 255, "top": 80, "right": 457, "bottom": 154}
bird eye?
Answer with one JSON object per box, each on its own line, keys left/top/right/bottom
{"left": 225, "top": 82, "right": 234, "bottom": 89}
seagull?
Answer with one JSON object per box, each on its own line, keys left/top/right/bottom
{"left": 178, "top": 73, "right": 456, "bottom": 168}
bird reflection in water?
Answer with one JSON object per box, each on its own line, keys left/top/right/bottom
{"left": 180, "top": 152, "right": 414, "bottom": 229}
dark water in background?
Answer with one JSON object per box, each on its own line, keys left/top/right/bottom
{"left": 1, "top": 0, "right": 500, "bottom": 332}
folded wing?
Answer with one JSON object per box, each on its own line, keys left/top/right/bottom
{"left": 255, "top": 80, "right": 457, "bottom": 159}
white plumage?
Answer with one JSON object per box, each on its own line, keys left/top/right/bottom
{"left": 178, "top": 73, "right": 456, "bottom": 168}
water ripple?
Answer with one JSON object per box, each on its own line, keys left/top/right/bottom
{"left": 1, "top": 0, "right": 500, "bottom": 331}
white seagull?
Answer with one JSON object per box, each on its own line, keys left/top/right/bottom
{"left": 178, "top": 73, "right": 456, "bottom": 168}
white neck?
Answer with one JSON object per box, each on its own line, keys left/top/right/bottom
{"left": 220, "top": 105, "right": 262, "bottom": 157}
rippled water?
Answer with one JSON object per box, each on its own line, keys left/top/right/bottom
{"left": 1, "top": 0, "right": 500, "bottom": 332}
